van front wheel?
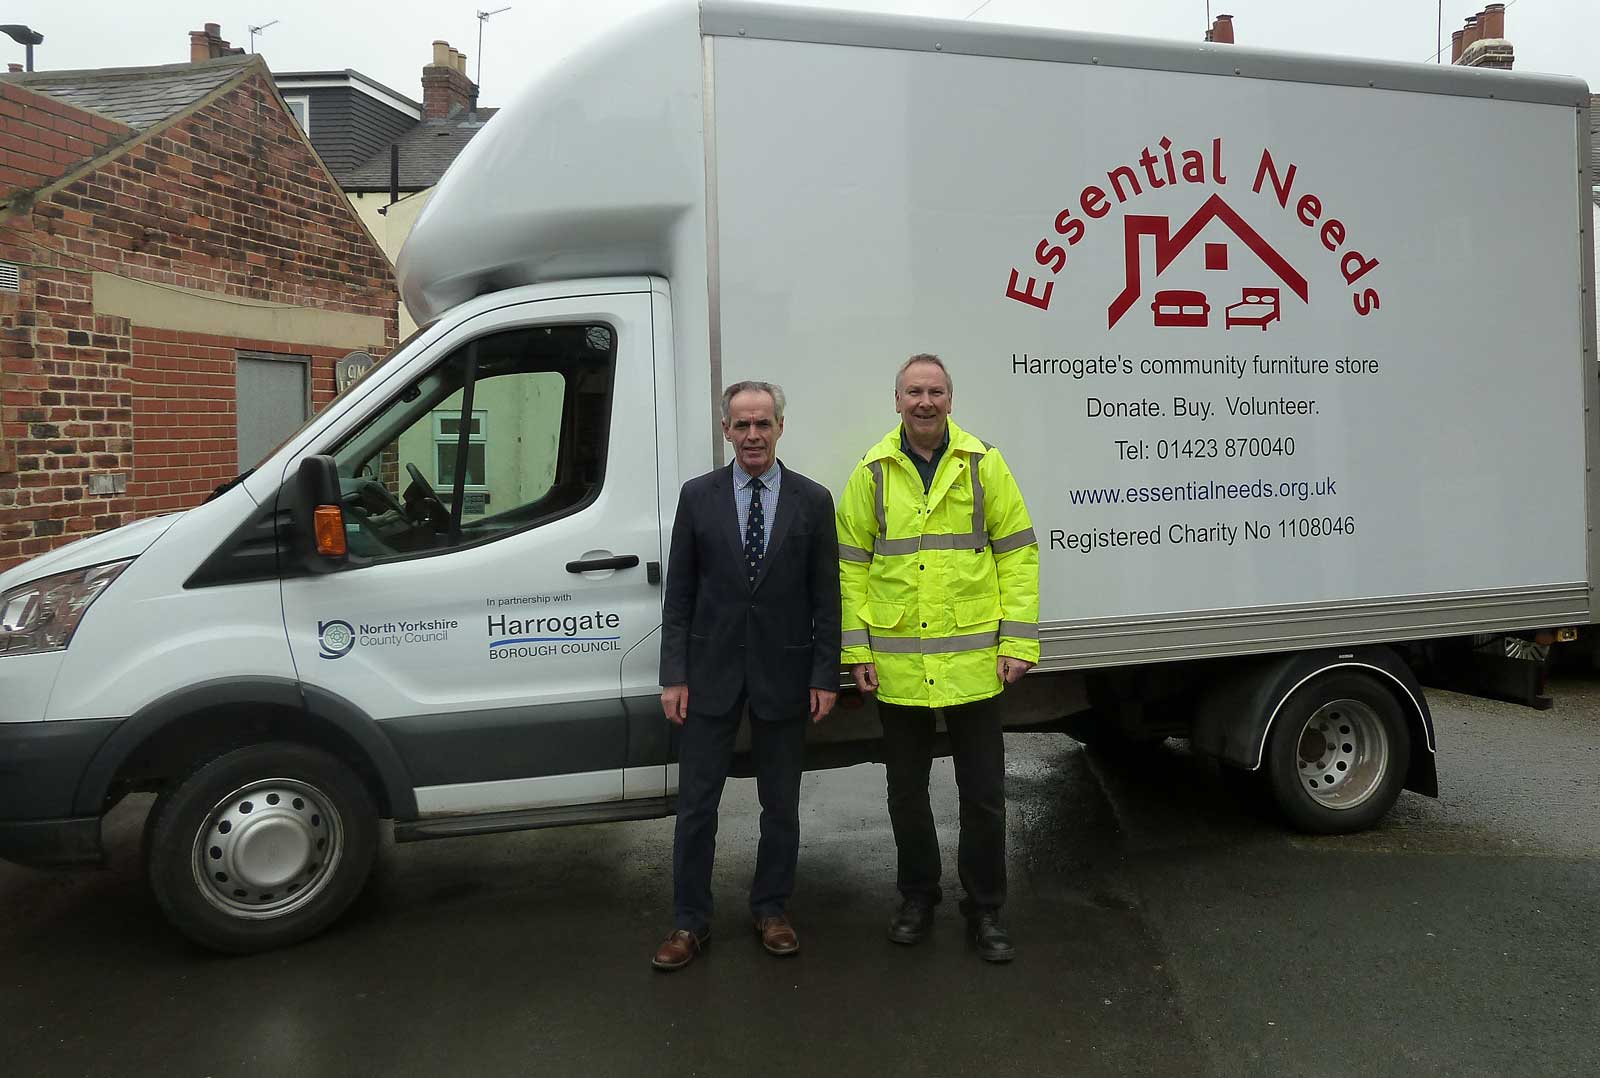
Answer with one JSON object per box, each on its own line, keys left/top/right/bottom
{"left": 145, "top": 742, "right": 378, "bottom": 953}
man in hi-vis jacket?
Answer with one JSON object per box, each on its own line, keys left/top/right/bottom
{"left": 836, "top": 353, "right": 1039, "bottom": 963}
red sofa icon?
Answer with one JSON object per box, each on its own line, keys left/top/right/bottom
{"left": 1152, "top": 290, "right": 1211, "bottom": 328}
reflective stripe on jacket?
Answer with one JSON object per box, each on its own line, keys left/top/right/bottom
{"left": 837, "top": 419, "right": 1040, "bottom": 708}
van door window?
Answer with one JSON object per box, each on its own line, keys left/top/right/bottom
{"left": 330, "top": 324, "right": 615, "bottom": 560}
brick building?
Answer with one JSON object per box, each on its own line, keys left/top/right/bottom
{"left": 276, "top": 40, "right": 497, "bottom": 335}
{"left": 0, "top": 28, "right": 398, "bottom": 572}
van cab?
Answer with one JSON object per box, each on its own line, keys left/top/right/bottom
{"left": 0, "top": 279, "right": 686, "bottom": 951}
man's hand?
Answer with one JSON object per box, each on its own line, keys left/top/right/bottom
{"left": 851, "top": 663, "right": 879, "bottom": 695}
{"left": 810, "top": 688, "right": 838, "bottom": 724}
{"left": 661, "top": 684, "right": 689, "bottom": 724}
{"left": 998, "top": 656, "right": 1034, "bottom": 686}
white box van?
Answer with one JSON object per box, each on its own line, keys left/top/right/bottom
{"left": 1, "top": 1, "right": 1594, "bottom": 952}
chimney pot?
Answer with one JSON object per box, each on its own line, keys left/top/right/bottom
{"left": 1211, "top": 14, "right": 1234, "bottom": 45}
{"left": 6, "top": 63, "right": 20, "bottom": 73}
{"left": 432, "top": 40, "right": 452, "bottom": 67}
{"left": 190, "top": 23, "right": 238, "bottom": 62}
{"left": 1450, "top": 28, "right": 1464, "bottom": 62}
{"left": 1481, "top": 3, "right": 1505, "bottom": 39}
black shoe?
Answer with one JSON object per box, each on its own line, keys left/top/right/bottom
{"left": 887, "top": 898, "right": 936, "bottom": 945}
{"left": 968, "top": 912, "right": 1015, "bottom": 963}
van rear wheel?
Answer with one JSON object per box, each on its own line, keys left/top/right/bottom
{"left": 145, "top": 742, "right": 378, "bottom": 954}
{"left": 1262, "top": 672, "right": 1410, "bottom": 834}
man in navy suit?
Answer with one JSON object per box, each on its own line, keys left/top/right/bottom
{"left": 652, "top": 381, "right": 841, "bottom": 971}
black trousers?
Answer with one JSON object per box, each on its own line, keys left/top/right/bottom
{"left": 672, "top": 694, "right": 806, "bottom": 936}
{"left": 879, "top": 695, "right": 1006, "bottom": 916}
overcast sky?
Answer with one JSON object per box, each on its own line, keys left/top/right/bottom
{"left": 4, "top": 0, "right": 1594, "bottom": 108}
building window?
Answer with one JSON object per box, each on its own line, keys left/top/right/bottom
{"left": 284, "top": 95, "right": 310, "bottom": 133}
{"left": 433, "top": 410, "right": 487, "bottom": 491}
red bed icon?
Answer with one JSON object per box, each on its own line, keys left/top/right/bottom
{"left": 1225, "top": 287, "right": 1281, "bottom": 329}
{"left": 1151, "top": 289, "right": 1210, "bottom": 328}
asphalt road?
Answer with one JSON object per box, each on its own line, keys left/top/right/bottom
{"left": 2, "top": 680, "right": 1597, "bottom": 1078}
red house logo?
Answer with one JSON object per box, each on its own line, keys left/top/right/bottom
{"left": 1107, "top": 193, "right": 1308, "bottom": 331}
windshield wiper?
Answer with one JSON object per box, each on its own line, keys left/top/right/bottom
{"left": 206, "top": 468, "right": 256, "bottom": 503}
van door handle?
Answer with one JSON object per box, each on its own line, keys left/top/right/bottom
{"left": 565, "top": 555, "right": 641, "bottom": 573}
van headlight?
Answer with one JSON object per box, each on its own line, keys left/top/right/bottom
{"left": 0, "top": 559, "right": 133, "bottom": 657}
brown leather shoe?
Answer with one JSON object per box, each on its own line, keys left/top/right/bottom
{"left": 755, "top": 914, "right": 800, "bottom": 956}
{"left": 651, "top": 929, "right": 708, "bottom": 971}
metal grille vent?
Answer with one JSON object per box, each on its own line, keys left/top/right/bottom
{"left": 0, "top": 262, "right": 18, "bottom": 293}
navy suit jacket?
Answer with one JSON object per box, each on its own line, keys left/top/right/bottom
{"left": 658, "top": 461, "right": 842, "bottom": 719}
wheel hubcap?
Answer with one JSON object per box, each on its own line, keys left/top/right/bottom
{"left": 1295, "top": 699, "right": 1388, "bottom": 810}
{"left": 192, "top": 779, "right": 343, "bottom": 919}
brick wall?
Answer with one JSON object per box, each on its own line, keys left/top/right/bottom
{"left": 0, "top": 67, "right": 397, "bottom": 572}
{"left": 0, "top": 84, "right": 132, "bottom": 199}
{"left": 0, "top": 249, "right": 130, "bottom": 561}
{"left": 128, "top": 327, "right": 344, "bottom": 511}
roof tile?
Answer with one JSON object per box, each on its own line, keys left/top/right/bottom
{"left": 341, "top": 108, "right": 497, "bottom": 191}
{"left": 0, "top": 55, "right": 253, "bottom": 131}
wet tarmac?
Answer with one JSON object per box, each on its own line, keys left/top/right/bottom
{"left": 2, "top": 680, "right": 1597, "bottom": 1077}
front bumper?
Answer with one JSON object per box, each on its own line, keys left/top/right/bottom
{"left": 0, "top": 717, "right": 122, "bottom": 867}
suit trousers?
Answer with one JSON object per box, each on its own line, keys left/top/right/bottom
{"left": 672, "top": 693, "right": 807, "bottom": 935}
{"left": 879, "top": 695, "right": 1006, "bottom": 916}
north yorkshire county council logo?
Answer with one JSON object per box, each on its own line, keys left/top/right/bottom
{"left": 1004, "top": 137, "right": 1383, "bottom": 331}
{"left": 318, "top": 620, "right": 356, "bottom": 659}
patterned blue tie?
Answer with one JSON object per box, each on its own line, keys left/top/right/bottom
{"left": 744, "top": 477, "right": 765, "bottom": 586}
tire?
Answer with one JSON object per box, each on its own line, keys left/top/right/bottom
{"left": 1261, "top": 672, "right": 1411, "bottom": 834}
{"left": 144, "top": 742, "right": 379, "bottom": 954}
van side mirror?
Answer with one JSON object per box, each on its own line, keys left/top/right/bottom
{"left": 293, "top": 455, "right": 351, "bottom": 573}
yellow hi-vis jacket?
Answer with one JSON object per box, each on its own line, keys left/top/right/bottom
{"left": 837, "top": 419, "right": 1040, "bottom": 708}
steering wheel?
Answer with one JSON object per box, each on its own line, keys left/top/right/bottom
{"left": 404, "top": 462, "right": 451, "bottom": 531}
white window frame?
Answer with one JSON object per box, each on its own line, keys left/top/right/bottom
{"left": 432, "top": 409, "right": 488, "bottom": 492}
{"left": 284, "top": 95, "right": 310, "bottom": 133}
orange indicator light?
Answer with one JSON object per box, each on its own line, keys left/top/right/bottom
{"left": 314, "top": 506, "right": 347, "bottom": 557}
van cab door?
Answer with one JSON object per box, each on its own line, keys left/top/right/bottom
{"left": 280, "top": 293, "right": 662, "bottom": 817}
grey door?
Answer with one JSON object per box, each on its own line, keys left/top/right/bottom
{"left": 236, "top": 353, "right": 311, "bottom": 470}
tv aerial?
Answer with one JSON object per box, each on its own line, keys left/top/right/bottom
{"left": 248, "top": 19, "right": 280, "bottom": 54}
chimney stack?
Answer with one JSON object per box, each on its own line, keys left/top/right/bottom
{"left": 189, "top": 22, "right": 245, "bottom": 63}
{"left": 1454, "top": 6, "right": 1514, "bottom": 70}
{"left": 422, "top": 40, "right": 479, "bottom": 120}
{"left": 1207, "top": 14, "right": 1235, "bottom": 44}
{"left": 5, "top": 63, "right": 20, "bottom": 74}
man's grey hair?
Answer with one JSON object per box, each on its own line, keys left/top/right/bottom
{"left": 895, "top": 353, "right": 953, "bottom": 395}
{"left": 721, "top": 380, "right": 787, "bottom": 423}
